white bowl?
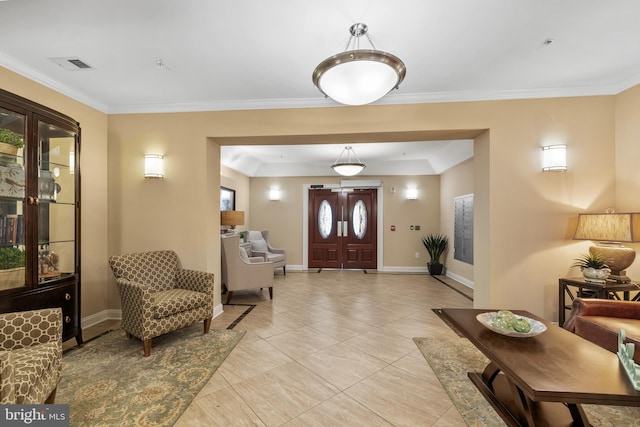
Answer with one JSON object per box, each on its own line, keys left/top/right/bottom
{"left": 476, "top": 312, "right": 547, "bottom": 338}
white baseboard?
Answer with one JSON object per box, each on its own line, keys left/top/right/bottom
{"left": 445, "top": 271, "right": 474, "bottom": 289}
{"left": 81, "top": 303, "right": 226, "bottom": 329}
{"left": 380, "top": 266, "right": 429, "bottom": 273}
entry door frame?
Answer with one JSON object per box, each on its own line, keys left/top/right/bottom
{"left": 302, "top": 183, "right": 384, "bottom": 270}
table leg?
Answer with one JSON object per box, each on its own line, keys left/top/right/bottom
{"left": 481, "top": 361, "right": 501, "bottom": 388}
{"left": 567, "top": 403, "right": 590, "bottom": 427}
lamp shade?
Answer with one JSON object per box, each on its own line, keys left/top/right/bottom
{"left": 542, "top": 145, "right": 567, "bottom": 171}
{"left": 313, "top": 50, "right": 406, "bottom": 105}
{"left": 312, "top": 23, "right": 406, "bottom": 106}
{"left": 574, "top": 213, "right": 640, "bottom": 242}
{"left": 220, "top": 210, "right": 245, "bottom": 227}
{"left": 144, "top": 154, "right": 164, "bottom": 178}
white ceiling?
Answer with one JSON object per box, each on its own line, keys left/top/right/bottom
{"left": 1, "top": 0, "right": 639, "bottom": 176}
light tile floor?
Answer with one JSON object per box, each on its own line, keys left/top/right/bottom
{"left": 78, "top": 270, "right": 474, "bottom": 426}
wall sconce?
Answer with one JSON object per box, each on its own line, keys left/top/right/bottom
{"left": 269, "top": 188, "right": 281, "bottom": 201}
{"left": 406, "top": 188, "right": 418, "bottom": 200}
{"left": 542, "top": 145, "right": 567, "bottom": 171}
{"left": 144, "top": 154, "right": 164, "bottom": 178}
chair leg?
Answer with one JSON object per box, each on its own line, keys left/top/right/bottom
{"left": 269, "top": 286, "right": 273, "bottom": 299}
{"left": 44, "top": 388, "right": 57, "bottom": 404}
{"left": 225, "top": 291, "right": 233, "bottom": 305}
{"left": 204, "top": 318, "right": 211, "bottom": 334}
{"left": 283, "top": 266, "right": 286, "bottom": 275}
{"left": 143, "top": 339, "right": 152, "bottom": 357}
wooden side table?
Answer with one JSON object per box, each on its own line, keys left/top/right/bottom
{"left": 558, "top": 277, "right": 640, "bottom": 326}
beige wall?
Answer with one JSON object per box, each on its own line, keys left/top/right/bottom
{"left": 0, "top": 66, "right": 109, "bottom": 320}
{"left": 614, "top": 83, "right": 640, "bottom": 278}
{"left": 103, "top": 95, "right": 621, "bottom": 321}
{"left": 248, "top": 175, "right": 441, "bottom": 269}
{"left": 221, "top": 165, "right": 250, "bottom": 234}
{"left": 5, "top": 63, "right": 633, "bottom": 323}
{"left": 441, "top": 158, "right": 474, "bottom": 284}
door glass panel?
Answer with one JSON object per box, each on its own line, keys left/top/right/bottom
{"left": 0, "top": 107, "right": 26, "bottom": 290}
{"left": 38, "top": 121, "right": 76, "bottom": 283}
{"left": 352, "top": 199, "right": 367, "bottom": 239}
{"left": 318, "top": 199, "right": 332, "bottom": 239}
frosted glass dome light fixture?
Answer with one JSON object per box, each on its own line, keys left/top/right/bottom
{"left": 313, "top": 23, "right": 406, "bottom": 106}
{"left": 331, "top": 146, "right": 366, "bottom": 176}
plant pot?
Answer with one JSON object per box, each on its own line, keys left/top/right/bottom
{"left": 0, "top": 142, "right": 18, "bottom": 166}
{"left": 582, "top": 267, "right": 611, "bottom": 281}
{"left": 428, "top": 262, "right": 444, "bottom": 276}
{"left": 0, "top": 267, "right": 25, "bottom": 290}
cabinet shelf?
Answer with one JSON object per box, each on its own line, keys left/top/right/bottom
{"left": 0, "top": 88, "right": 81, "bottom": 345}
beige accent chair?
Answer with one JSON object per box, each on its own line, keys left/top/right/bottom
{"left": 221, "top": 235, "right": 274, "bottom": 304}
{"left": 108, "top": 250, "right": 214, "bottom": 357}
{"left": 248, "top": 230, "right": 286, "bottom": 274}
{"left": 0, "top": 308, "right": 62, "bottom": 404}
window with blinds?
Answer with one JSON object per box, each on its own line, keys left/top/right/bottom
{"left": 454, "top": 194, "right": 474, "bottom": 264}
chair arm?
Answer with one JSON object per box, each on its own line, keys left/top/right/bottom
{"left": 563, "top": 298, "right": 640, "bottom": 332}
{"left": 0, "top": 308, "right": 62, "bottom": 352}
{"left": 115, "top": 279, "right": 154, "bottom": 316}
{"left": 0, "top": 351, "right": 15, "bottom": 404}
{"left": 176, "top": 269, "right": 214, "bottom": 295}
{"left": 267, "top": 245, "right": 286, "bottom": 256}
{"left": 251, "top": 250, "right": 269, "bottom": 261}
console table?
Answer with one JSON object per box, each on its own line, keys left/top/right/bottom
{"left": 558, "top": 277, "right": 640, "bottom": 326}
{"left": 441, "top": 308, "right": 640, "bottom": 426}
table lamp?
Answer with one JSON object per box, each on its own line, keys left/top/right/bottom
{"left": 573, "top": 211, "right": 640, "bottom": 283}
{"left": 220, "top": 210, "right": 244, "bottom": 234}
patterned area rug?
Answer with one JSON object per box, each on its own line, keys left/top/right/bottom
{"left": 414, "top": 336, "right": 640, "bottom": 427}
{"left": 58, "top": 325, "right": 244, "bottom": 426}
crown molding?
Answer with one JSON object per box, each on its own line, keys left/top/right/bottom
{"left": 3, "top": 52, "right": 640, "bottom": 115}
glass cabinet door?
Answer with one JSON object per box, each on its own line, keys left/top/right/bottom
{"left": 37, "top": 120, "right": 76, "bottom": 284}
{"left": 0, "top": 107, "right": 26, "bottom": 291}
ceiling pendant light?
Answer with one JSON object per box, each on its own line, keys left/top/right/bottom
{"left": 331, "top": 146, "right": 366, "bottom": 176}
{"left": 313, "top": 23, "right": 406, "bottom": 106}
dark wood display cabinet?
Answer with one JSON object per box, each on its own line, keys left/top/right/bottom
{"left": 0, "top": 88, "right": 81, "bottom": 345}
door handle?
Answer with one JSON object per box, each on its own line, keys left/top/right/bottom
{"left": 343, "top": 221, "right": 348, "bottom": 237}
{"left": 337, "top": 221, "right": 342, "bottom": 237}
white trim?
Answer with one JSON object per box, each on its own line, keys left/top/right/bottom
{"left": 2, "top": 49, "right": 638, "bottom": 115}
{"left": 80, "top": 303, "right": 226, "bottom": 329}
{"left": 381, "top": 266, "right": 429, "bottom": 273}
{"left": 445, "top": 271, "right": 474, "bottom": 289}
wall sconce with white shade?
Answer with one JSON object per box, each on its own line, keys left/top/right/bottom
{"left": 542, "top": 145, "right": 567, "bottom": 171}
{"left": 406, "top": 188, "right": 418, "bottom": 200}
{"left": 144, "top": 154, "right": 164, "bottom": 178}
{"left": 269, "top": 188, "right": 281, "bottom": 201}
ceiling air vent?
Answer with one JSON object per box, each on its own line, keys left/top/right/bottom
{"left": 48, "top": 57, "right": 94, "bottom": 71}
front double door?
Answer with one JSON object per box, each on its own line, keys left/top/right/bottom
{"left": 308, "top": 188, "right": 377, "bottom": 270}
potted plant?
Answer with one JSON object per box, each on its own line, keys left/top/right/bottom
{"left": 0, "top": 128, "right": 24, "bottom": 165}
{"left": 572, "top": 252, "right": 611, "bottom": 281}
{"left": 0, "top": 246, "right": 26, "bottom": 289}
{"left": 422, "top": 233, "right": 448, "bottom": 275}
{"left": 0, "top": 128, "right": 24, "bottom": 150}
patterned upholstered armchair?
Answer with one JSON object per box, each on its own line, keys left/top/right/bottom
{"left": 0, "top": 308, "right": 62, "bottom": 404}
{"left": 248, "top": 230, "right": 286, "bottom": 274}
{"left": 109, "top": 250, "right": 214, "bottom": 357}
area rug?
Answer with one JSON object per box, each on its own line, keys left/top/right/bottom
{"left": 414, "top": 336, "right": 640, "bottom": 427}
{"left": 58, "top": 325, "right": 245, "bottom": 426}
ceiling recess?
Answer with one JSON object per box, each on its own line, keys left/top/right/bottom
{"left": 48, "top": 57, "right": 94, "bottom": 71}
